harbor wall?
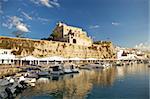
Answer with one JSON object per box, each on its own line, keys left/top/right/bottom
{"left": 0, "top": 36, "right": 116, "bottom": 59}
{"left": 0, "top": 65, "right": 22, "bottom": 78}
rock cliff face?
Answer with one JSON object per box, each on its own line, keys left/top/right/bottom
{"left": 0, "top": 36, "right": 116, "bottom": 59}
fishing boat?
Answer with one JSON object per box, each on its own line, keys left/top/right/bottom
{"left": 63, "top": 64, "right": 79, "bottom": 74}
{"left": 38, "top": 70, "right": 50, "bottom": 77}
{"left": 24, "top": 70, "right": 39, "bottom": 78}
{"left": 63, "top": 68, "right": 72, "bottom": 74}
{"left": 87, "top": 63, "right": 103, "bottom": 69}
{"left": 50, "top": 65, "right": 64, "bottom": 75}
{"left": 79, "top": 64, "right": 93, "bottom": 70}
{"left": 24, "top": 78, "right": 36, "bottom": 86}
{"left": 0, "top": 77, "right": 14, "bottom": 86}
{"left": 18, "top": 76, "right": 36, "bottom": 87}
{"left": 101, "top": 62, "right": 112, "bottom": 69}
{"left": 37, "top": 78, "right": 49, "bottom": 83}
{"left": 70, "top": 65, "right": 79, "bottom": 73}
{"left": 115, "top": 61, "right": 123, "bottom": 66}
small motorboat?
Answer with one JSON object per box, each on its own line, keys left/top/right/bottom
{"left": 86, "top": 63, "right": 106, "bottom": 69}
{"left": 115, "top": 61, "right": 123, "bottom": 66}
{"left": 38, "top": 71, "right": 50, "bottom": 77}
{"left": 50, "top": 65, "right": 64, "bottom": 75}
{"left": 63, "top": 68, "right": 72, "bottom": 74}
{"left": 0, "top": 78, "right": 11, "bottom": 86}
{"left": 25, "top": 78, "right": 36, "bottom": 83}
{"left": 63, "top": 64, "right": 79, "bottom": 74}
{"left": 18, "top": 76, "right": 36, "bottom": 87}
{"left": 25, "top": 71, "right": 39, "bottom": 78}
{"left": 23, "top": 77, "right": 36, "bottom": 87}
{"left": 72, "top": 68, "right": 79, "bottom": 73}
{"left": 70, "top": 65, "right": 79, "bottom": 73}
{"left": 79, "top": 65, "right": 93, "bottom": 70}
{"left": 101, "top": 62, "right": 112, "bottom": 69}
{"left": 37, "top": 78, "right": 49, "bottom": 83}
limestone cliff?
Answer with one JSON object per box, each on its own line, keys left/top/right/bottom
{"left": 0, "top": 36, "right": 116, "bottom": 59}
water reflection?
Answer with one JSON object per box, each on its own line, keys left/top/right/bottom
{"left": 17, "top": 64, "right": 148, "bottom": 99}
{"left": 117, "top": 64, "right": 148, "bottom": 78}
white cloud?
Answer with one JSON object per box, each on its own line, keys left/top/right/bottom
{"left": 112, "top": 22, "right": 120, "bottom": 26}
{"left": 37, "top": 17, "right": 50, "bottom": 22}
{"left": 40, "top": 0, "right": 53, "bottom": 7}
{"left": 89, "top": 25, "right": 100, "bottom": 29}
{"left": 135, "top": 42, "right": 150, "bottom": 51}
{"left": 2, "top": 23, "right": 8, "bottom": 27}
{"left": 49, "top": 0, "right": 60, "bottom": 7}
{"left": 16, "top": 23, "right": 30, "bottom": 32}
{"left": 2, "top": 16, "right": 30, "bottom": 32}
{"left": 21, "top": 11, "right": 32, "bottom": 20}
{"left": 9, "top": 16, "right": 23, "bottom": 26}
{"left": 30, "top": 0, "right": 40, "bottom": 5}
{"left": 30, "top": 0, "right": 60, "bottom": 8}
{"left": 37, "top": 17, "right": 50, "bottom": 24}
{"left": 17, "top": 8, "right": 22, "bottom": 12}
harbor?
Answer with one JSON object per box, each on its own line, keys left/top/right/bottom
{"left": 0, "top": 0, "right": 149, "bottom": 98}
{"left": 0, "top": 26, "right": 149, "bottom": 99}
{"left": 0, "top": 41, "right": 149, "bottom": 99}
{"left": 0, "top": 63, "right": 149, "bottom": 99}
{"left": 0, "top": 59, "right": 149, "bottom": 98}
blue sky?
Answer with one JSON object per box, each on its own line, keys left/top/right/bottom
{"left": 0, "top": 0, "right": 149, "bottom": 47}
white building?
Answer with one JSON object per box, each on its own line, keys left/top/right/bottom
{"left": 0, "top": 49, "right": 15, "bottom": 64}
{"left": 117, "top": 48, "right": 147, "bottom": 60}
{"left": 117, "top": 50, "right": 137, "bottom": 60}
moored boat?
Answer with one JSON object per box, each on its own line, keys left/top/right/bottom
{"left": 50, "top": 65, "right": 64, "bottom": 75}
{"left": 24, "top": 71, "right": 39, "bottom": 78}
{"left": 115, "top": 61, "right": 123, "bottom": 66}
{"left": 86, "top": 62, "right": 111, "bottom": 69}
{"left": 63, "top": 64, "right": 79, "bottom": 74}
{"left": 38, "top": 70, "right": 50, "bottom": 77}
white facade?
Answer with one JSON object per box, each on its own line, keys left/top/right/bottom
{"left": 0, "top": 49, "right": 15, "bottom": 64}
{"left": 117, "top": 49, "right": 147, "bottom": 60}
{"left": 117, "top": 50, "right": 124, "bottom": 59}
{"left": 117, "top": 50, "right": 137, "bottom": 60}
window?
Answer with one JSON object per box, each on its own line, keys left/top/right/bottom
{"left": 2, "top": 59, "right": 4, "bottom": 64}
{"left": 4, "top": 51, "right": 7, "bottom": 54}
{"left": 73, "top": 39, "right": 76, "bottom": 43}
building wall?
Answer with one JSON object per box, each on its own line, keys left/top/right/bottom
{"left": 52, "top": 24, "right": 63, "bottom": 40}
{"left": 52, "top": 22, "right": 93, "bottom": 46}
{"left": 0, "top": 49, "right": 12, "bottom": 55}
{"left": 0, "top": 49, "right": 15, "bottom": 64}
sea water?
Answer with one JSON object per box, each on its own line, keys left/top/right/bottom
{"left": 17, "top": 64, "right": 149, "bottom": 99}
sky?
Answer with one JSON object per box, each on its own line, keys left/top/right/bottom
{"left": 0, "top": 0, "right": 149, "bottom": 47}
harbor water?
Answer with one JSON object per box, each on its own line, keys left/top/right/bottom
{"left": 17, "top": 64, "right": 149, "bottom": 99}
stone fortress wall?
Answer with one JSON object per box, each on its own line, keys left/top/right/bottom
{"left": 52, "top": 22, "right": 93, "bottom": 46}
{"left": 0, "top": 36, "right": 116, "bottom": 59}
